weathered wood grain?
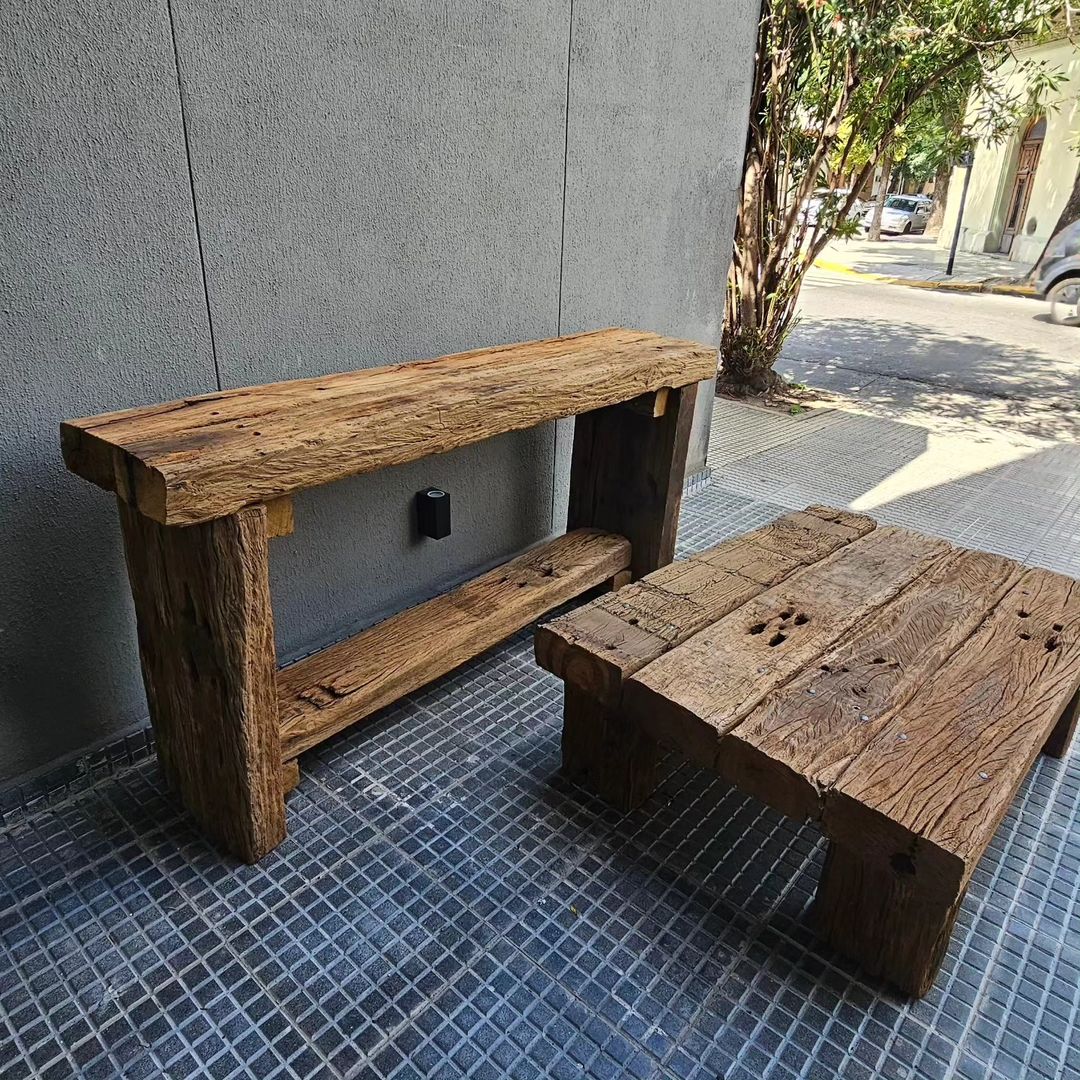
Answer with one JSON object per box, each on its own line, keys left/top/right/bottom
{"left": 814, "top": 841, "right": 963, "bottom": 997}
{"left": 278, "top": 529, "right": 631, "bottom": 759}
{"left": 535, "top": 506, "right": 875, "bottom": 707}
{"left": 117, "top": 501, "right": 285, "bottom": 863}
{"left": 561, "top": 685, "right": 661, "bottom": 812}
{"left": 539, "top": 504, "right": 1080, "bottom": 996}
{"left": 61, "top": 329, "right": 716, "bottom": 526}
{"left": 264, "top": 496, "right": 294, "bottom": 538}
{"left": 620, "top": 387, "right": 670, "bottom": 418}
{"left": 538, "top": 504, "right": 1080, "bottom": 995}
{"left": 823, "top": 567, "right": 1080, "bottom": 902}
{"left": 719, "top": 547, "right": 1023, "bottom": 820}
{"left": 696, "top": 506, "right": 876, "bottom": 574}
{"left": 282, "top": 759, "right": 301, "bottom": 794}
{"left": 623, "top": 527, "right": 950, "bottom": 769}
{"left": 567, "top": 382, "right": 697, "bottom": 582}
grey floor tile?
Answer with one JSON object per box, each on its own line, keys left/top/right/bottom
{"left": 2, "top": 399, "right": 1080, "bottom": 1078}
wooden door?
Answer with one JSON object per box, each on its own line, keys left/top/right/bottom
{"left": 1000, "top": 118, "right": 1045, "bottom": 255}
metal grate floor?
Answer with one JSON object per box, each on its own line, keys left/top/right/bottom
{"left": 3, "top": 402, "right": 1080, "bottom": 1079}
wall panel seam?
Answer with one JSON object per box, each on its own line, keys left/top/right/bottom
{"left": 551, "top": 0, "right": 575, "bottom": 531}
{"left": 556, "top": 0, "right": 574, "bottom": 339}
{"left": 165, "top": 0, "right": 223, "bottom": 391}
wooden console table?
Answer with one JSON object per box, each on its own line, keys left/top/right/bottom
{"left": 61, "top": 328, "right": 715, "bottom": 861}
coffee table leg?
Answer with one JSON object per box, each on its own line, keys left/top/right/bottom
{"left": 814, "top": 841, "right": 963, "bottom": 997}
{"left": 1043, "top": 687, "right": 1080, "bottom": 759}
{"left": 561, "top": 686, "right": 659, "bottom": 812}
{"left": 117, "top": 500, "right": 286, "bottom": 862}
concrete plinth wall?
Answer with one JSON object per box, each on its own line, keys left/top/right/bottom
{"left": 0, "top": 0, "right": 757, "bottom": 783}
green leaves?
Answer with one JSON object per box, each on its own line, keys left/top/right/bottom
{"left": 724, "top": 0, "right": 1067, "bottom": 386}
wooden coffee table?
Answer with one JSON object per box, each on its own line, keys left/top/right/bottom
{"left": 536, "top": 507, "right": 1080, "bottom": 995}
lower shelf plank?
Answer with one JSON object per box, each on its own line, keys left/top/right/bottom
{"left": 277, "top": 528, "right": 631, "bottom": 759}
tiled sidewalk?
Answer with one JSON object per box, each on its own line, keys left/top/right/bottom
{"left": 2, "top": 402, "right": 1080, "bottom": 1080}
{"left": 708, "top": 399, "right": 1080, "bottom": 579}
{"left": 815, "top": 236, "right": 1032, "bottom": 286}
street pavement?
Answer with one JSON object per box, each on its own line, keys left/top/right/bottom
{"left": 778, "top": 267, "right": 1080, "bottom": 444}
{"left": 702, "top": 261, "right": 1080, "bottom": 581}
{"left": 814, "top": 234, "right": 1032, "bottom": 285}
{"left": 706, "top": 392, "right": 1080, "bottom": 580}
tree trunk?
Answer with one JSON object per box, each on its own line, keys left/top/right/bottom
{"left": 925, "top": 162, "right": 953, "bottom": 239}
{"left": 868, "top": 152, "right": 893, "bottom": 241}
{"left": 1050, "top": 166, "right": 1080, "bottom": 237}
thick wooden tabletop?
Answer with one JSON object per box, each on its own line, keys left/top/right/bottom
{"left": 61, "top": 328, "right": 716, "bottom": 526}
{"left": 540, "top": 511, "right": 1080, "bottom": 896}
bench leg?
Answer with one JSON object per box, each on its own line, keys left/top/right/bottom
{"left": 567, "top": 382, "right": 697, "bottom": 580}
{"left": 813, "top": 841, "right": 963, "bottom": 997}
{"left": 118, "top": 500, "right": 286, "bottom": 863}
{"left": 1043, "top": 686, "right": 1080, "bottom": 759}
{"left": 561, "top": 686, "right": 659, "bottom": 812}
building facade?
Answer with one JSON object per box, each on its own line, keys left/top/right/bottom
{"left": 937, "top": 36, "right": 1080, "bottom": 268}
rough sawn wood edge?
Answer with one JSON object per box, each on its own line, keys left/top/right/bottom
{"left": 60, "top": 328, "right": 718, "bottom": 525}
{"left": 534, "top": 506, "right": 877, "bottom": 707}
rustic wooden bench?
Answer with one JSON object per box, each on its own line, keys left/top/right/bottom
{"left": 62, "top": 328, "right": 716, "bottom": 862}
{"left": 536, "top": 507, "right": 1080, "bottom": 996}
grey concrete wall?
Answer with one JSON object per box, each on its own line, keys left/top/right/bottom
{"left": 556, "top": 0, "right": 758, "bottom": 505}
{"left": 0, "top": 0, "right": 757, "bottom": 784}
{"left": 0, "top": 1, "right": 218, "bottom": 782}
{"left": 167, "top": 1, "right": 569, "bottom": 662}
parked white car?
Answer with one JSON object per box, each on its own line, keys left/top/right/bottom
{"left": 860, "top": 195, "right": 933, "bottom": 235}
{"left": 800, "top": 188, "right": 866, "bottom": 230}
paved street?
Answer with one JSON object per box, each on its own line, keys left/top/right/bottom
{"left": 779, "top": 267, "right": 1080, "bottom": 443}
{"left": 704, "top": 263, "right": 1080, "bottom": 580}
{"left": 815, "top": 234, "right": 1032, "bottom": 284}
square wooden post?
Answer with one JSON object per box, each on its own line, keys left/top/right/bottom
{"left": 559, "top": 383, "right": 695, "bottom": 808}
{"left": 1043, "top": 686, "right": 1080, "bottom": 759}
{"left": 566, "top": 382, "right": 697, "bottom": 581}
{"left": 117, "top": 500, "right": 286, "bottom": 862}
{"left": 814, "top": 841, "right": 963, "bottom": 997}
{"left": 561, "top": 685, "right": 660, "bottom": 812}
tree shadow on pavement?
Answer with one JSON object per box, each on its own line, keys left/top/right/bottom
{"left": 711, "top": 400, "right": 1080, "bottom": 577}
{"left": 710, "top": 400, "right": 932, "bottom": 514}
{"left": 780, "top": 316, "right": 1080, "bottom": 444}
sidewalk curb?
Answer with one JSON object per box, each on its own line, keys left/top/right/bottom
{"left": 812, "top": 258, "right": 1037, "bottom": 298}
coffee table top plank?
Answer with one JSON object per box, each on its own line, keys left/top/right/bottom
{"left": 61, "top": 327, "right": 716, "bottom": 526}
{"left": 535, "top": 506, "right": 875, "bottom": 707}
{"left": 823, "top": 566, "right": 1080, "bottom": 898}
{"left": 623, "top": 526, "right": 951, "bottom": 769}
{"left": 696, "top": 507, "right": 875, "bottom": 574}
{"left": 719, "top": 547, "right": 1024, "bottom": 821}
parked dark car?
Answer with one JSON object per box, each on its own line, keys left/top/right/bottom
{"left": 1034, "top": 221, "right": 1080, "bottom": 326}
